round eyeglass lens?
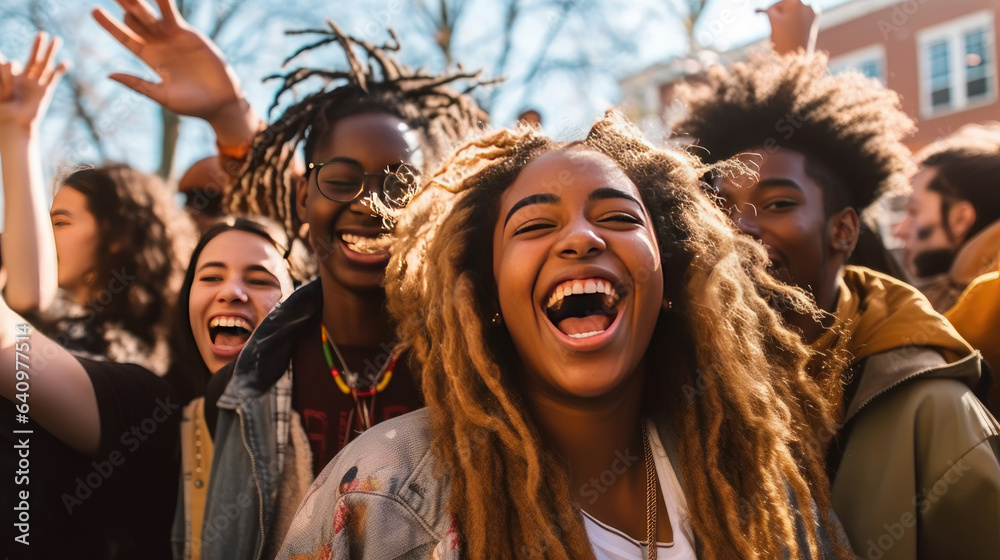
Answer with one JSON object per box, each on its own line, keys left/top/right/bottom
{"left": 316, "top": 161, "right": 365, "bottom": 202}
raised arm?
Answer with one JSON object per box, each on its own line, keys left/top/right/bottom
{"left": 0, "top": 32, "right": 69, "bottom": 313}
{"left": 759, "top": 0, "right": 820, "bottom": 56}
{"left": 92, "top": 0, "right": 259, "bottom": 154}
{"left": 0, "top": 284, "right": 100, "bottom": 456}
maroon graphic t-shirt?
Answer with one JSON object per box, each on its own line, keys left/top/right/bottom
{"left": 291, "top": 324, "right": 422, "bottom": 475}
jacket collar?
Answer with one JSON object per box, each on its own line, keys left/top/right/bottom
{"left": 951, "top": 218, "right": 1000, "bottom": 285}
{"left": 844, "top": 348, "right": 982, "bottom": 423}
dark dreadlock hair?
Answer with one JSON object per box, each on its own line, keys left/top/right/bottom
{"left": 385, "top": 110, "right": 849, "bottom": 559}
{"left": 226, "top": 20, "right": 491, "bottom": 248}
{"left": 673, "top": 51, "right": 915, "bottom": 219}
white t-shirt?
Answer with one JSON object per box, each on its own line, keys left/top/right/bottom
{"left": 583, "top": 421, "right": 698, "bottom": 560}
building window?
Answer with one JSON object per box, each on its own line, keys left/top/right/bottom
{"left": 829, "top": 44, "right": 885, "bottom": 83}
{"left": 966, "top": 29, "right": 991, "bottom": 99}
{"left": 917, "top": 10, "right": 996, "bottom": 118}
{"left": 929, "top": 40, "right": 951, "bottom": 108}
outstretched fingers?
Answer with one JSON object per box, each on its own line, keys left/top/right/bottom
{"left": 45, "top": 60, "right": 70, "bottom": 90}
{"left": 92, "top": 7, "right": 146, "bottom": 55}
{"left": 154, "top": 0, "right": 182, "bottom": 25}
{"left": 0, "top": 60, "right": 13, "bottom": 100}
{"left": 119, "top": 0, "right": 161, "bottom": 30}
{"left": 37, "top": 36, "right": 63, "bottom": 84}
{"left": 25, "top": 33, "right": 46, "bottom": 80}
{"left": 108, "top": 72, "right": 162, "bottom": 102}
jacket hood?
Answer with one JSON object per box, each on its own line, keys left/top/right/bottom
{"left": 812, "top": 266, "right": 972, "bottom": 365}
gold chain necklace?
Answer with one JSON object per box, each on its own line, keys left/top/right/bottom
{"left": 642, "top": 421, "right": 658, "bottom": 560}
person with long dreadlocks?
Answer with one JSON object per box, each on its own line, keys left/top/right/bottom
{"left": 94, "top": 1, "right": 489, "bottom": 557}
{"left": 673, "top": 51, "right": 1000, "bottom": 559}
{"left": 276, "top": 111, "right": 853, "bottom": 559}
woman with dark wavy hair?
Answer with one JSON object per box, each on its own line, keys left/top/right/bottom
{"left": 277, "top": 111, "right": 852, "bottom": 560}
{"left": 0, "top": 32, "right": 193, "bottom": 375}
{"left": 37, "top": 164, "right": 194, "bottom": 373}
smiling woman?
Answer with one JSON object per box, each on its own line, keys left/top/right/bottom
{"left": 493, "top": 149, "right": 665, "bottom": 400}
{"left": 276, "top": 111, "right": 854, "bottom": 560}
{"left": 29, "top": 164, "right": 194, "bottom": 376}
{"left": 0, "top": 216, "right": 292, "bottom": 559}
{"left": 166, "top": 218, "right": 293, "bottom": 560}
{"left": 170, "top": 218, "right": 294, "bottom": 402}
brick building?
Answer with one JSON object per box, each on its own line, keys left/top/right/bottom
{"left": 621, "top": 0, "right": 1000, "bottom": 151}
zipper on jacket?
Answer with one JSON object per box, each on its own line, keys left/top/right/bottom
{"left": 237, "top": 407, "right": 268, "bottom": 560}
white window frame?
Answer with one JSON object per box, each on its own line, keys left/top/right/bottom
{"left": 916, "top": 9, "right": 998, "bottom": 119}
{"left": 829, "top": 44, "right": 886, "bottom": 83}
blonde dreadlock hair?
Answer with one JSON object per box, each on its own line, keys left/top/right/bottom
{"left": 226, "top": 20, "right": 491, "bottom": 248}
{"left": 385, "top": 110, "right": 850, "bottom": 560}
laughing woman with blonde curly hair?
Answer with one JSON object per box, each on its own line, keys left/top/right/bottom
{"left": 277, "top": 111, "right": 853, "bottom": 560}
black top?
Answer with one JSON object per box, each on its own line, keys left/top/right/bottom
{"left": 1, "top": 358, "right": 180, "bottom": 560}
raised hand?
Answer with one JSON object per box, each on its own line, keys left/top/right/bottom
{"left": 93, "top": 0, "right": 258, "bottom": 146}
{"left": 0, "top": 32, "right": 70, "bottom": 133}
{"left": 758, "top": 0, "right": 819, "bottom": 55}
{"left": 0, "top": 33, "right": 65, "bottom": 314}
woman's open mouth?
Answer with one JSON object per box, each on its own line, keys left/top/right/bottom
{"left": 544, "top": 278, "right": 622, "bottom": 339}
{"left": 208, "top": 315, "right": 254, "bottom": 351}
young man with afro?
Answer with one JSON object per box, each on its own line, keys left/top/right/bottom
{"left": 674, "top": 51, "right": 1000, "bottom": 560}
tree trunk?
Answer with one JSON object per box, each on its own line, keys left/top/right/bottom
{"left": 158, "top": 108, "right": 180, "bottom": 181}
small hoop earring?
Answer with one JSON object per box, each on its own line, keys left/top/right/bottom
{"left": 491, "top": 312, "right": 503, "bottom": 325}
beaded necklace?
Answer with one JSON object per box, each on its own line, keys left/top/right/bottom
{"left": 320, "top": 325, "right": 399, "bottom": 440}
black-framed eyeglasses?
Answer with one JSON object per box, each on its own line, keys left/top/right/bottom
{"left": 306, "top": 158, "right": 417, "bottom": 207}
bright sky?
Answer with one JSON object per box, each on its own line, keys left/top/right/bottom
{"left": 0, "top": 0, "right": 852, "bottom": 223}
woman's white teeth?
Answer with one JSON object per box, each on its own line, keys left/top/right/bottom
{"left": 342, "top": 233, "right": 390, "bottom": 255}
{"left": 209, "top": 316, "right": 251, "bottom": 330}
{"left": 568, "top": 329, "right": 606, "bottom": 339}
{"left": 545, "top": 278, "right": 617, "bottom": 309}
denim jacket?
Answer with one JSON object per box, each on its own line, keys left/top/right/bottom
{"left": 200, "top": 280, "right": 323, "bottom": 560}
{"left": 276, "top": 408, "right": 851, "bottom": 559}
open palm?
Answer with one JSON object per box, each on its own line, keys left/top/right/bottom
{"left": 0, "top": 33, "right": 69, "bottom": 132}
{"left": 93, "top": 0, "right": 244, "bottom": 121}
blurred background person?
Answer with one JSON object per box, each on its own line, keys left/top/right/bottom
{"left": 178, "top": 155, "right": 230, "bottom": 234}
{"left": 893, "top": 124, "right": 1000, "bottom": 311}
{"left": 516, "top": 108, "right": 543, "bottom": 127}
{"left": 893, "top": 123, "right": 1000, "bottom": 402}
{"left": 0, "top": 32, "right": 194, "bottom": 375}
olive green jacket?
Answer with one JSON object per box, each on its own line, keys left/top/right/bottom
{"left": 831, "top": 348, "right": 1000, "bottom": 560}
